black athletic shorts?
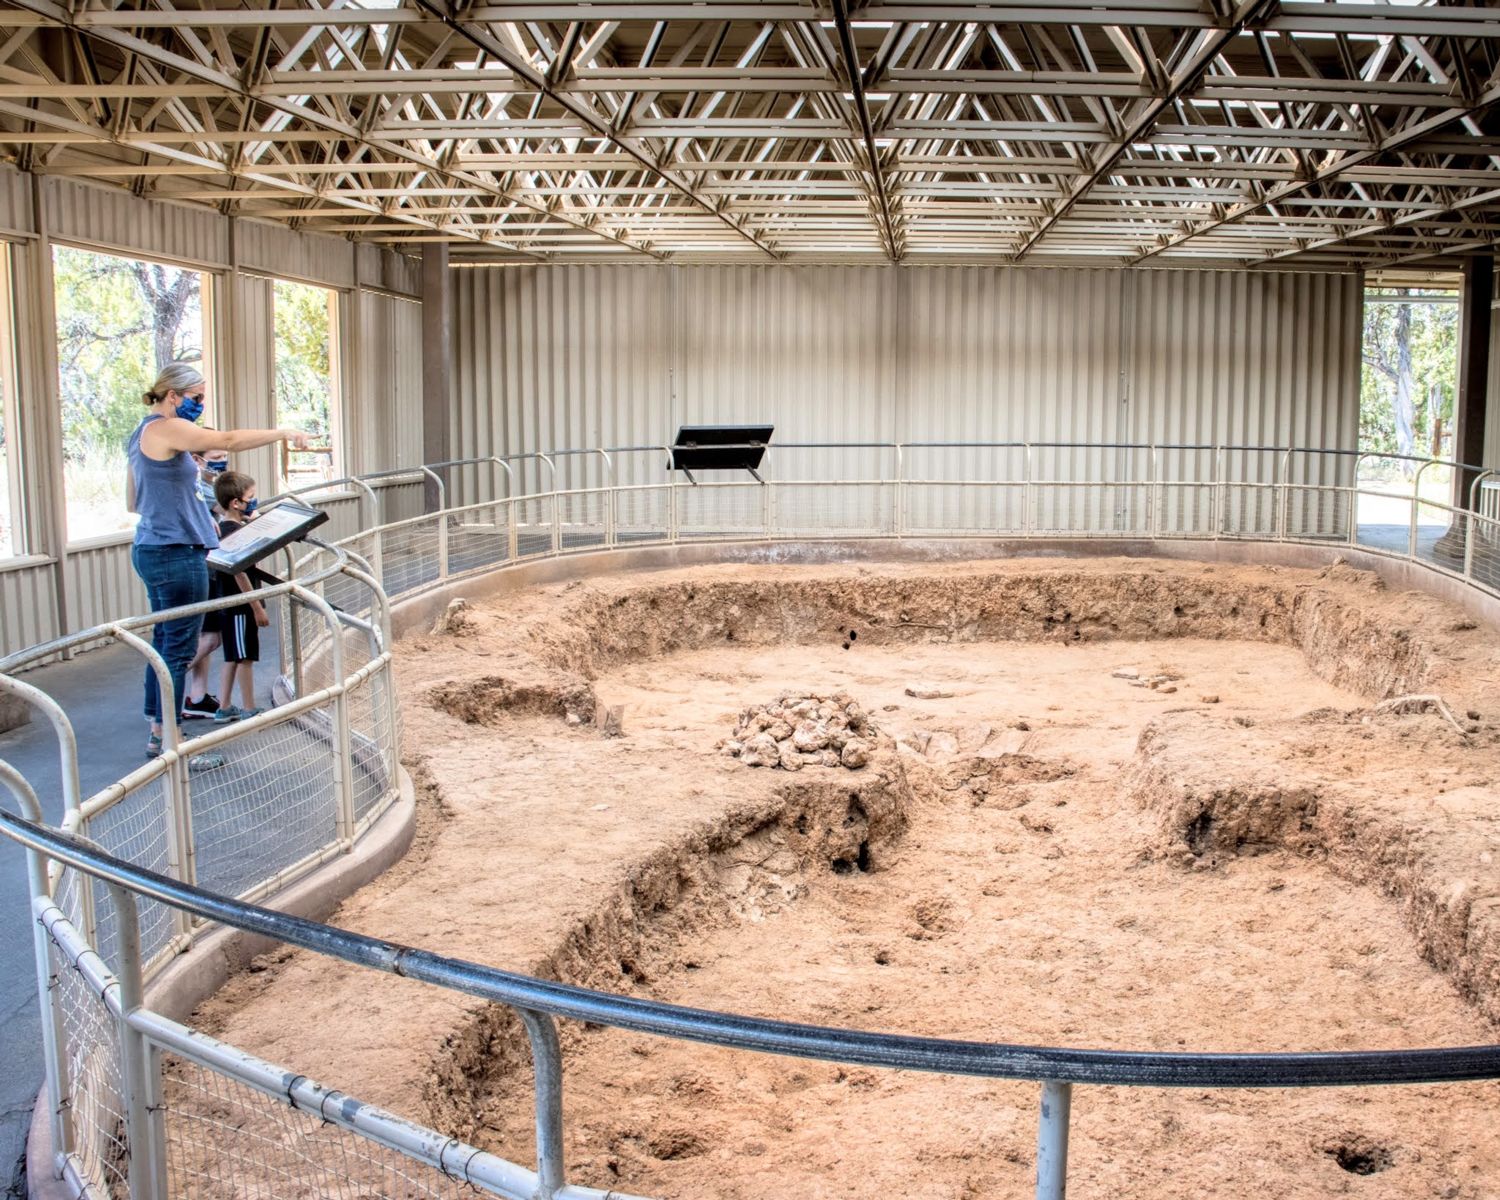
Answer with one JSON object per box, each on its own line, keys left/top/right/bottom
{"left": 223, "top": 606, "right": 260, "bottom": 664}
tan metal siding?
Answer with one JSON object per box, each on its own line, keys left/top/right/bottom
{"left": 452, "top": 265, "right": 1359, "bottom": 487}
{"left": 1129, "top": 270, "right": 1360, "bottom": 466}
{"left": 235, "top": 218, "right": 356, "bottom": 290}
{"left": 0, "top": 165, "right": 33, "bottom": 237}
{"left": 356, "top": 243, "right": 421, "bottom": 298}
{"left": 221, "top": 273, "right": 280, "bottom": 497}
{"left": 41, "top": 175, "right": 228, "bottom": 268}
{"left": 63, "top": 540, "right": 146, "bottom": 633}
{"left": 350, "top": 290, "right": 423, "bottom": 477}
{"left": 0, "top": 561, "right": 59, "bottom": 659}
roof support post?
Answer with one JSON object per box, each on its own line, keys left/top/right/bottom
{"left": 421, "top": 241, "right": 451, "bottom": 513}
{"left": 1454, "top": 253, "right": 1494, "bottom": 511}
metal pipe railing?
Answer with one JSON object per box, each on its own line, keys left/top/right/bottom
{"left": 4, "top": 806, "right": 1499, "bottom": 1200}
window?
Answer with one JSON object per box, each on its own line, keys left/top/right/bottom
{"left": 273, "top": 279, "right": 340, "bottom": 490}
{"left": 53, "top": 245, "right": 209, "bottom": 542}
{"left": 0, "top": 243, "right": 21, "bottom": 558}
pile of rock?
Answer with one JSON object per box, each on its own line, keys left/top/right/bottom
{"left": 1112, "top": 667, "right": 1183, "bottom": 694}
{"left": 720, "top": 691, "right": 876, "bottom": 771}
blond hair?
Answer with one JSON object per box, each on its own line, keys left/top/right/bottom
{"left": 142, "top": 362, "right": 205, "bottom": 405}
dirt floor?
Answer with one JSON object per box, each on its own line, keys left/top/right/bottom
{"left": 190, "top": 556, "right": 1500, "bottom": 1200}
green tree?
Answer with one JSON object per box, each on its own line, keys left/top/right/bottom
{"left": 52, "top": 246, "right": 203, "bottom": 459}
{"left": 1361, "top": 292, "right": 1458, "bottom": 471}
{"left": 273, "top": 279, "right": 334, "bottom": 439}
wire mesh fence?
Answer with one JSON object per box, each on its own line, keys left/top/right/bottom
{"left": 613, "top": 486, "right": 671, "bottom": 546}
{"left": 1413, "top": 502, "right": 1467, "bottom": 573}
{"left": 1153, "top": 483, "right": 1218, "bottom": 537}
{"left": 773, "top": 482, "right": 895, "bottom": 537}
{"left": 514, "top": 495, "right": 555, "bottom": 559}
{"left": 1219, "top": 483, "right": 1281, "bottom": 538}
{"left": 376, "top": 518, "right": 444, "bottom": 597}
{"left": 1284, "top": 486, "right": 1353, "bottom": 542}
{"left": 555, "top": 489, "right": 609, "bottom": 552}
{"left": 674, "top": 483, "right": 767, "bottom": 540}
{"left": 80, "top": 774, "right": 177, "bottom": 970}
{"left": 902, "top": 481, "right": 1027, "bottom": 536}
{"left": 1031, "top": 482, "right": 1151, "bottom": 536}
{"left": 50, "top": 928, "right": 129, "bottom": 1199}
{"left": 161, "top": 1058, "right": 476, "bottom": 1200}
{"left": 346, "top": 669, "right": 398, "bottom": 825}
{"left": 186, "top": 710, "right": 340, "bottom": 903}
{"left": 447, "top": 501, "right": 513, "bottom": 577}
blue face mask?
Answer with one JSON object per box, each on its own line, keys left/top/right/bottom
{"left": 243, "top": 498, "right": 259, "bottom": 517}
{"left": 175, "top": 394, "right": 205, "bottom": 423}
{"left": 206, "top": 458, "right": 228, "bottom": 474}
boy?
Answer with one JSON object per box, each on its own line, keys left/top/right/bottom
{"left": 182, "top": 436, "right": 231, "bottom": 719}
{"left": 211, "top": 470, "right": 271, "bottom": 722}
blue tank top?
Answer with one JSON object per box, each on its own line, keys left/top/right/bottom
{"left": 128, "top": 416, "right": 221, "bottom": 548}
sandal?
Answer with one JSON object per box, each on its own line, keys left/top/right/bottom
{"left": 188, "top": 752, "right": 228, "bottom": 773}
{"left": 145, "top": 733, "right": 163, "bottom": 759}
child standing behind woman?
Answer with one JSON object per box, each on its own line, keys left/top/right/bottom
{"left": 211, "top": 470, "right": 273, "bottom": 722}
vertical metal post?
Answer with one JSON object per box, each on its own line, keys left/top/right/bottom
{"left": 893, "top": 442, "right": 904, "bottom": 537}
{"left": 1023, "top": 443, "right": 1034, "bottom": 536}
{"left": 1214, "top": 445, "right": 1225, "bottom": 538}
{"left": 1411, "top": 459, "right": 1432, "bottom": 558}
{"left": 281, "top": 547, "right": 306, "bottom": 696}
{"left": 1034, "top": 1079, "right": 1072, "bottom": 1200}
{"left": 351, "top": 476, "right": 385, "bottom": 588}
{"left": 506, "top": 498, "right": 519, "bottom": 561}
{"left": 109, "top": 627, "right": 194, "bottom": 940}
{"left": 106, "top": 880, "right": 167, "bottom": 1200}
{"left": 1350, "top": 453, "right": 1367, "bottom": 547}
{"left": 1466, "top": 471, "right": 1495, "bottom": 581}
{"left": 422, "top": 467, "right": 449, "bottom": 579}
{"left": 598, "top": 450, "right": 616, "bottom": 547}
{"left": 539, "top": 453, "right": 561, "bottom": 554}
{"left": 294, "top": 586, "right": 355, "bottom": 845}
{"left": 667, "top": 446, "right": 680, "bottom": 543}
{"left": 518, "top": 1009, "right": 566, "bottom": 1199}
{"left": 1276, "top": 447, "right": 1292, "bottom": 541}
{"left": 1147, "top": 444, "right": 1158, "bottom": 537}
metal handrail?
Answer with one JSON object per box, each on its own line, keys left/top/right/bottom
{"left": 6, "top": 807, "right": 1497, "bottom": 1090}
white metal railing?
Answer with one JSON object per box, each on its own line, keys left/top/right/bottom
{"left": 3, "top": 440, "right": 1500, "bottom": 1200}
{"left": 289, "top": 443, "right": 1500, "bottom": 607}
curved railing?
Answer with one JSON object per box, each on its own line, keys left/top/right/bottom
{"left": 3, "top": 441, "right": 1500, "bottom": 1200}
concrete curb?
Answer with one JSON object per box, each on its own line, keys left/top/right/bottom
{"left": 25, "top": 765, "right": 417, "bottom": 1197}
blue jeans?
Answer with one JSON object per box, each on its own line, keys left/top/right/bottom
{"left": 131, "top": 543, "right": 208, "bottom": 726}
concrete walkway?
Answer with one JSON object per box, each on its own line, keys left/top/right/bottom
{"left": 0, "top": 631, "right": 280, "bottom": 1200}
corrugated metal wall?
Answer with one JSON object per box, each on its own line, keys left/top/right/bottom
{"left": 0, "top": 169, "right": 423, "bottom": 658}
{"left": 450, "top": 265, "right": 1362, "bottom": 491}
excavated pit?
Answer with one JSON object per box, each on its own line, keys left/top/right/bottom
{"left": 188, "top": 557, "right": 1500, "bottom": 1200}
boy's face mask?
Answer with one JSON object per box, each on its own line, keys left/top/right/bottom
{"left": 175, "top": 393, "right": 205, "bottom": 423}
{"left": 243, "top": 498, "right": 259, "bottom": 517}
{"left": 206, "top": 458, "right": 229, "bottom": 474}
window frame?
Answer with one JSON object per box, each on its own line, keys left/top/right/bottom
{"left": 50, "top": 240, "right": 216, "bottom": 548}
{"left": 271, "top": 276, "right": 344, "bottom": 494}
{"left": 0, "top": 240, "right": 25, "bottom": 561}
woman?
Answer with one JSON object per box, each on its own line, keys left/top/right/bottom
{"left": 127, "top": 361, "right": 309, "bottom": 762}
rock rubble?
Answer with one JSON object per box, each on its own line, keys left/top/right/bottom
{"left": 720, "top": 691, "right": 876, "bottom": 771}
